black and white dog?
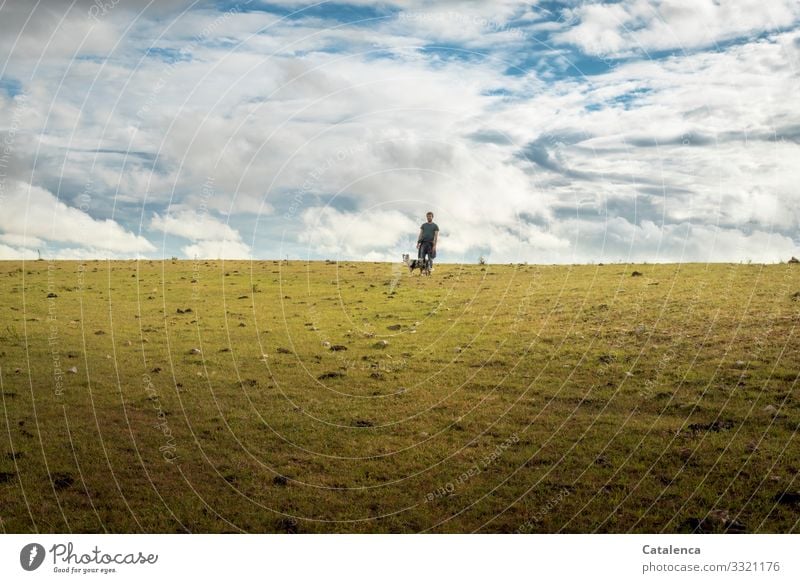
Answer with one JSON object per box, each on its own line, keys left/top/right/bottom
{"left": 403, "top": 253, "right": 431, "bottom": 276}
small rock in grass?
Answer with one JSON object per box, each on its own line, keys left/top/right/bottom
{"left": 276, "top": 347, "right": 292, "bottom": 354}
{"left": 67, "top": 367, "right": 78, "bottom": 374}
{"left": 763, "top": 405, "right": 778, "bottom": 416}
{"left": 189, "top": 348, "right": 202, "bottom": 355}
{"left": 330, "top": 345, "right": 348, "bottom": 351}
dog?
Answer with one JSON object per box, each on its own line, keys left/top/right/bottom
{"left": 403, "top": 253, "right": 432, "bottom": 276}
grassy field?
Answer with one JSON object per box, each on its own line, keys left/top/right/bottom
{"left": 0, "top": 259, "right": 798, "bottom": 533}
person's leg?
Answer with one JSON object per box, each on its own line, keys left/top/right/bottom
{"left": 422, "top": 242, "right": 433, "bottom": 272}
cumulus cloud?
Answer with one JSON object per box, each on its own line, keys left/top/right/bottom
{"left": 0, "top": 181, "right": 155, "bottom": 254}
{"left": 150, "top": 208, "right": 241, "bottom": 241}
{"left": 150, "top": 208, "right": 251, "bottom": 259}
{"left": 552, "top": 217, "right": 798, "bottom": 264}
{"left": 557, "top": 0, "right": 800, "bottom": 56}
{"left": 181, "top": 238, "right": 251, "bottom": 259}
{"left": 0, "top": 243, "right": 38, "bottom": 260}
{"left": 299, "top": 207, "right": 418, "bottom": 256}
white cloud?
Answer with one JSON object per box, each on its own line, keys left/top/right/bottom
{"left": 298, "top": 207, "right": 418, "bottom": 256}
{"left": 0, "top": 181, "right": 155, "bottom": 254}
{"left": 557, "top": 0, "right": 800, "bottom": 56}
{"left": 0, "top": 232, "right": 45, "bottom": 248}
{"left": 150, "top": 208, "right": 241, "bottom": 241}
{"left": 181, "top": 239, "right": 251, "bottom": 259}
{"left": 2, "top": 1, "right": 798, "bottom": 263}
{"left": 0, "top": 243, "right": 38, "bottom": 260}
{"left": 550, "top": 217, "right": 800, "bottom": 264}
{"left": 149, "top": 208, "right": 252, "bottom": 259}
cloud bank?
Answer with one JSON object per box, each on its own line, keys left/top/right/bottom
{"left": 0, "top": 0, "right": 798, "bottom": 262}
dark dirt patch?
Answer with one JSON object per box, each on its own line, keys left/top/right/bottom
{"left": 774, "top": 491, "right": 800, "bottom": 507}
{"left": 275, "top": 517, "right": 298, "bottom": 533}
{"left": 52, "top": 472, "right": 74, "bottom": 491}
{"left": 679, "top": 516, "right": 747, "bottom": 534}
{"left": 688, "top": 420, "right": 735, "bottom": 433}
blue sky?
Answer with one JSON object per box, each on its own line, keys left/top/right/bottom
{"left": 1, "top": 0, "right": 799, "bottom": 262}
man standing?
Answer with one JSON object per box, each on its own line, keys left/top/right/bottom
{"left": 417, "top": 211, "right": 439, "bottom": 271}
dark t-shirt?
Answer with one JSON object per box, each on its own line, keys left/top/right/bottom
{"left": 419, "top": 222, "right": 439, "bottom": 243}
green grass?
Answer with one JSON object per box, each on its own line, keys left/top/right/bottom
{"left": 0, "top": 259, "right": 799, "bottom": 533}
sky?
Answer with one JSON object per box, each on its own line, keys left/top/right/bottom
{"left": 0, "top": 0, "right": 798, "bottom": 263}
